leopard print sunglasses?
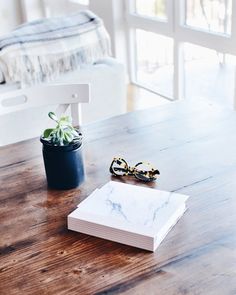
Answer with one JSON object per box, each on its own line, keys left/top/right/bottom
{"left": 109, "top": 157, "right": 160, "bottom": 182}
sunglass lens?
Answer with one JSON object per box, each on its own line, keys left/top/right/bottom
{"left": 110, "top": 158, "right": 128, "bottom": 176}
{"left": 134, "top": 162, "right": 159, "bottom": 181}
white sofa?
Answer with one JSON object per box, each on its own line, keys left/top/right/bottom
{"left": 0, "top": 57, "right": 126, "bottom": 145}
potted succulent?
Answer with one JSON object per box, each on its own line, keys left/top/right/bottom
{"left": 40, "top": 112, "right": 85, "bottom": 189}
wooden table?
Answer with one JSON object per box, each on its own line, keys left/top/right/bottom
{"left": 1, "top": 100, "right": 236, "bottom": 295}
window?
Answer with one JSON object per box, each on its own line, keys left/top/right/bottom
{"left": 127, "top": 0, "right": 236, "bottom": 106}
{"left": 135, "top": 0, "right": 167, "bottom": 20}
{"left": 184, "top": 43, "right": 235, "bottom": 105}
{"left": 136, "top": 30, "right": 173, "bottom": 97}
{"left": 185, "top": 0, "right": 232, "bottom": 35}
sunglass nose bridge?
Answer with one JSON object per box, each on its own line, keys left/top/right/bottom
{"left": 128, "top": 165, "right": 135, "bottom": 174}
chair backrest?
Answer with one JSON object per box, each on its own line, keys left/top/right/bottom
{"left": 0, "top": 83, "right": 90, "bottom": 145}
{"left": 0, "top": 83, "right": 90, "bottom": 123}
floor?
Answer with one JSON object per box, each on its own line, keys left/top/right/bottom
{"left": 128, "top": 54, "right": 236, "bottom": 112}
{"left": 135, "top": 53, "right": 236, "bottom": 111}
{"left": 127, "top": 84, "right": 170, "bottom": 112}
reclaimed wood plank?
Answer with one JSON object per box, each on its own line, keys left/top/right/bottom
{"left": 0, "top": 100, "right": 236, "bottom": 294}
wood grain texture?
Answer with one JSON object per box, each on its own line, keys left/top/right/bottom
{"left": 1, "top": 99, "right": 236, "bottom": 295}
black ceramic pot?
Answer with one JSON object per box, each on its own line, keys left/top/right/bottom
{"left": 40, "top": 138, "right": 85, "bottom": 189}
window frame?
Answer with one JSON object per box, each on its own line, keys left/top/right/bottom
{"left": 126, "top": 0, "right": 236, "bottom": 101}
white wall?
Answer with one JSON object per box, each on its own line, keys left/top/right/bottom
{"left": 43, "top": 0, "right": 85, "bottom": 17}
{"left": 0, "top": 0, "right": 23, "bottom": 35}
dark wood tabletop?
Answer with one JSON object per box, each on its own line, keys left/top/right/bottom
{"left": 1, "top": 99, "right": 236, "bottom": 295}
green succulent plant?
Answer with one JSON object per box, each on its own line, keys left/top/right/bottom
{"left": 43, "top": 112, "right": 82, "bottom": 146}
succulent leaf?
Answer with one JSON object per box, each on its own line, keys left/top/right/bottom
{"left": 43, "top": 112, "right": 81, "bottom": 146}
{"left": 48, "top": 112, "right": 58, "bottom": 122}
{"left": 43, "top": 128, "right": 54, "bottom": 138}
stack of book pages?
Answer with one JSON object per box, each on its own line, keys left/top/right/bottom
{"left": 68, "top": 181, "right": 189, "bottom": 251}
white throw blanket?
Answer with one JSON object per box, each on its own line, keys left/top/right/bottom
{"left": 0, "top": 10, "right": 111, "bottom": 86}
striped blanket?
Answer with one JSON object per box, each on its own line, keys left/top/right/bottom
{"left": 0, "top": 10, "right": 111, "bottom": 86}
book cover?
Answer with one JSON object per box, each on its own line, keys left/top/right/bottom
{"left": 68, "top": 181, "right": 189, "bottom": 251}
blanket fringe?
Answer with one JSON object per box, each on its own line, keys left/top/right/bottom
{"left": 6, "top": 38, "right": 110, "bottom": 87}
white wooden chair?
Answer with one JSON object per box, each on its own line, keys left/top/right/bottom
{"left": 0, "top": 83, "right": 90, "bottom": 145}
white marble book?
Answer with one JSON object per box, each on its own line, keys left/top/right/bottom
{"left": 68, "top": 181, "right": 189, "bottom": 251}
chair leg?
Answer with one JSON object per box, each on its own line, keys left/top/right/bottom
{"left": 71, "top": 103, "right": 81, "bottom": 127}
{"left": 55, "top": 104, "right": 69, "bottom": 117}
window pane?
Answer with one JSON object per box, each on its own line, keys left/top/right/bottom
{"left": 136, "top": 30, "right": 173, "bottom": 98}
{"left": 185, "top": 0, "right": 232, "bottom": 35}
{"left": 136, "top": 0, "right": 167, "bottom": 20}
{"left": 184, "top": 43, "right": 235, "bottom": 107}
